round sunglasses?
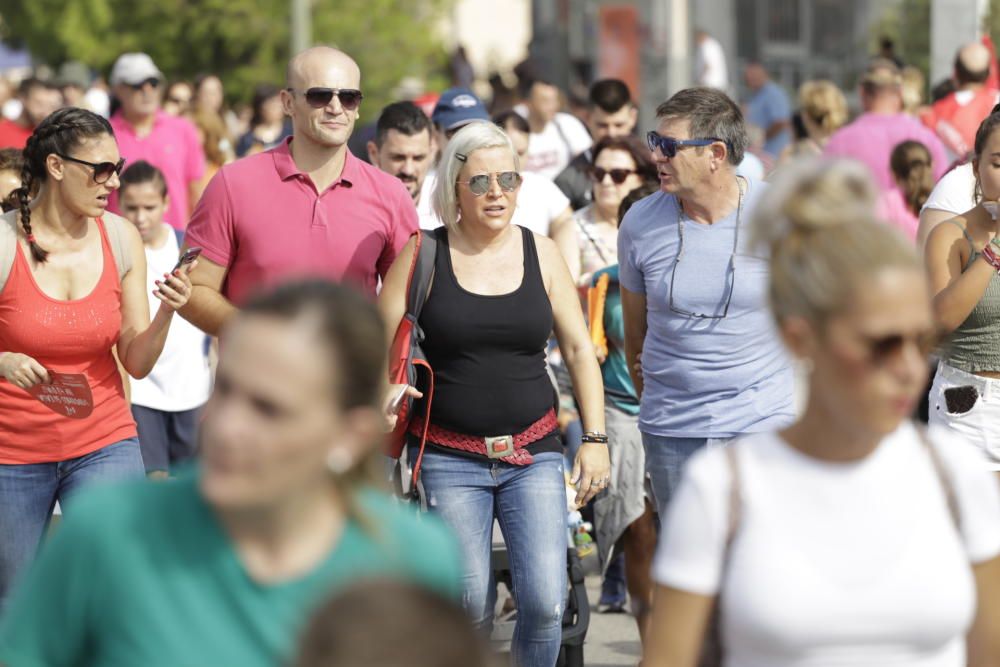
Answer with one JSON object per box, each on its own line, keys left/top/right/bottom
{"left": 646, "top": 131, "right": 726, "bottom": 158}
{"left": 286, "top": 87, "right": 363, "bottom": 110}
{"left": 590, "top": 166, "right": 637, "bottom": 185}
{"left": 457, "top": 171, "right": 522, "bottom": 196}
{"left": 57, "top": 154, "right": 126, "bottom": 184}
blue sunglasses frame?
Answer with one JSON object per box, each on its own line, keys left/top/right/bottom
{"left": 646, "top": 131, "right": 726, "bottom": 158}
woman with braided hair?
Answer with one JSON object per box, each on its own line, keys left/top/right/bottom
{"left": 0, "top": 107, "right": 194, "bottom": 603}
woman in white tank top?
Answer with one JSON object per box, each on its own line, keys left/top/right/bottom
{"left": 643, "top": 160, "right": 1000, "bottom": 667}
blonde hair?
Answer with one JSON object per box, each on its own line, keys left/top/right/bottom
{"left": 433, "top": 121, "right": 519, "bottom": 231}
{"left": 751, "top": 159, "right": 920, "bottom": 324}
{"left": 797, "top": 80, "right": 848, "bottom": 136}
{"left": 901, "top": 66, "right": 926, "bottom": 115}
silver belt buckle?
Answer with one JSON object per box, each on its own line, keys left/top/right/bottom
{"left": 485, "top": 435, "right": 514, "bottom": 459}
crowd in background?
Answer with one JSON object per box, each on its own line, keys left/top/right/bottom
{"left": 0, "top": 27, "right": 998, "bottom": 667}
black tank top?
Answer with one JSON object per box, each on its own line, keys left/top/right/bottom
{"left": 418, "top": 226, "right": 561, "bottom": 460}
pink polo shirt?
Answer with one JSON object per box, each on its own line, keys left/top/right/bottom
{"left": 184, "top": 138, "right": 418, "bottom": 304}
{"left": 108, "top": 111, "right": 206, "bottom": 230}
{"left": 823, "top": 113, "right": 948, "bottom": 193}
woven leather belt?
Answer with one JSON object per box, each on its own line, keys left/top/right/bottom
{"left": 408, "top": 408, "right": 558, "bottom": 466}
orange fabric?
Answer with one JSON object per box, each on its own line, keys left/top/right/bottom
{"left": 588, "top": 272, "right": 609, "bottom": 360}
{"left": 0, "top": 218, "right": 136, "bottom": 464}
{"left": 925, "top": 87, "right": 999, "bottom": 156}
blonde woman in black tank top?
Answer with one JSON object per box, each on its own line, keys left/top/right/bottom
{"left": 379, "top": 122, "right": 609, "bottom": 667}
{"left": 926, "top": 105, "right": 1000, "bottom": 476}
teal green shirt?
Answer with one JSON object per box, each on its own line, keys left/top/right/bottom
{"left": 0, "top": 470, "right": 461, "bottom": 667}
{"left": 593, "top": 265, "right": 639, "bottom": 416}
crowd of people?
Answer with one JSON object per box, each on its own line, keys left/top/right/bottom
{"left": 0, "top": 32, "right": 998, "bottom": 667}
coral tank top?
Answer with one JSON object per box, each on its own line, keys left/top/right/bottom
{"left": 0, "top": 218, "right": 136, "bottom": 464}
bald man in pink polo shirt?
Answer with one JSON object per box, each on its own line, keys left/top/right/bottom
{"left": 180, "top": 47, "right": 418, "bottom": 335}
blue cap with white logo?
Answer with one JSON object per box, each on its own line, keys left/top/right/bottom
{"left": 431, "top": 88, "right": 489, "bottom": 131}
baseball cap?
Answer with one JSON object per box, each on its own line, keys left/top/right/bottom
{"left": 109, "top": 53, "right": 164, "bottom": 87}
{"left": 860, "top": 58, "right": 902, "bottom": 88}
{"left": 431, "top": 88, "right": 489, "bottom": 131}
{"left": 56, "top": 61, "right": 92, "bottom": 90}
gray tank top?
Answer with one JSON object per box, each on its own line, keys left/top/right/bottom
{"left": 943, "top": 220, "right": 1000, "bottom": 372}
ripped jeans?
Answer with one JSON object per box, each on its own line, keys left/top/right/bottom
{"left": 416, "top": 446, "right": 568, "bottom": 667}
{"left": 928, "top": 361, "right": 1000, "bottom": 471}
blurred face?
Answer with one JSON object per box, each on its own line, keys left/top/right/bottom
{"left": 792, "top": 267, "right": 934, "bottom": 438}
{"left": 368, "top": 128, "right": 433, "bottom": 200}
{"left": 589, "top": 105, "right": 637, "bottom": 141}
{"left": 120, "top": 181, "right": 168, "bottom": 243}
{"left": 199, "top": 315, "right": 372, "bottom": 511}
{"left": 0, "top": 168, "right": 21, "bottom": 203}
{"left": 456, "top": 145, "right": 520, "bottom": 232}
{"left": 196, "top": 76, "right": 224, "bottom": 114}
{"left": 744, "top": 64, "right": 767, "bottom": 90}
{"left": 163, "top": 83, "right": 193, "bottom": 116}
{"left": 115, "top": 78, "right": 161, "bottom": 119}
{"left": 503, "top": 123, "right": 529, "bottom": 158}
{"left": 23, "top": 86, "right": 63, "bottom": 127}
{"left": 975, "top": 127, "right": 1000, "bottom": 202}
{"left": 652, "top": 116, "right": 715, "bottom": 195}
{"left": 282, "top": 55, "right": 361, "bottom": 150}
{"left": 260, "top": 94, "right": 285, "bottom": 125}
{"left": 527, "top": 82, "right": 561, "bottom": 125}
{"left": 48, "top": 133, "right": 122, "bottom": 218}
{"left": 591, "top": 148, "right": 642, "bottom": 217}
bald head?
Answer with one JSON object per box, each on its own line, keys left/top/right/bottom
{"left": 955, "top": 42, "right": 991, "bottom": 87}
{"left": 286, "top": 47, "right": 361, "bottom": 90}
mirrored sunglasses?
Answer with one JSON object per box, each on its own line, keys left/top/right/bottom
{"left": 458, "top": 171, "right": 522, "bottom": 196}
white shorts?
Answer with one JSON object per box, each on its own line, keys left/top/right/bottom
{"left": 928, "top": 361, "right": 1000, "bottom": 471}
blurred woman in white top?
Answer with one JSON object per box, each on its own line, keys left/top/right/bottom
{"left": 644, "top": 159, "right": 1000, "bottom": 667}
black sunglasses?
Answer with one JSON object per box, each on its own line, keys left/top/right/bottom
{"left": 858, "top": 330, "right": 941, "bottom": 366}
{"left": 646, "top": 131, "right": 725, "bottom": 158}
{"left": 457, "top": 171, "right": 522, "bottom": 196}
{"left": 58, "top": 154, "right": 126, "bottom": 184}
{"left": 590, "top": 167, "right": 636, "bottom": 185}
{"left": 287, "top": 87, "right": 363, "bottom": 110}
{"left": 126, "top": 77, "right": 161, "bottom": 91}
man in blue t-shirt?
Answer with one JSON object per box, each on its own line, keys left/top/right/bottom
{"left": 618, "top": 87, "right": 795, "bottom": 518}
{"left": 743, "top": 62, "right": 791, "bottom": 159}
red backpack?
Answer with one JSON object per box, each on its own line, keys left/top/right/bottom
{"left": 386, "top": 231, "right": 437, "bottom": 492}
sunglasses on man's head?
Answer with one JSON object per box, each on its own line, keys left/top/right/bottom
{"left": 590, "top": 166, "right": 636, "bottom": 185}
{"left": 457, "top": 171, "right": 522, "bottom": 196}
{"left": 57, "top": 154, "right": 126, "bottom": 184}
{"left": 126, "top": 77, "right": 160, "bottom": 91}
{"left": 646, "top": 131, "right": 725, "bottom": 158}
{"left": 287, "top": 87, "right": 363, "bottom": 110}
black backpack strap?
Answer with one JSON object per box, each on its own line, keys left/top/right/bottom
{"left": 405, "top": 230, "right": 437, "bottom": 319}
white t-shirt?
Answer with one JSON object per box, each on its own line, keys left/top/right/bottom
{"left": 654, "top": 422, "right": 1000, "bottom": 667}
{"left": 416, "top": 169, "right": 439, "bottom": 231}
{"left": 696, "top": 36, "right": 729, "bottom": 90}
{"left": 523, "top": 112, "right": 593, "bottom": 181}
{"left": 418, "top": 171, "right": 569, "bottom": 236}
{"left": 922, "top": 162, "right": 976, "bottom": 216}
{"left": 129, "top": 227, "right": 212, "bottom": 412}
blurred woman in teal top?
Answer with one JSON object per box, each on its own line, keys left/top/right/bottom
{"left": 0, "top": 281, "right": 461, "bottom": 667}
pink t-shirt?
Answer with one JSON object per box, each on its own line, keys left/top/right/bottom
{"left": 877, "top": 186, "right": 920, "bottom": 243}
{"left": 824, "top": 113, "right": 948, "bottom": 193}
{"left": 108, "top": 111, "right": 206, "bottom": 230}
{"left": 184, "top": 138, "right": 418, "bottom": 305}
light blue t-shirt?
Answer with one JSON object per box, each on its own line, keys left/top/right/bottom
{"left": 746, "top": 81, "right": 791, "bottom": 157}
{"left": 617, "top": 180, "right": 795, "bottom": 439}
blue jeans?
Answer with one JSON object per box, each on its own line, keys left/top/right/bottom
{"left": 641, "top": 434, "right": 716, "bottom": 519}
{"left": 0, "top": 437, "right": 145, "bottom": 604}
{"left": 417, "top": 448, "right": 568, "bottom": 667}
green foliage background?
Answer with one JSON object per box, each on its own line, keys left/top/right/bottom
{"left": 0, "top": 0, "right": 454, "bottom": 114}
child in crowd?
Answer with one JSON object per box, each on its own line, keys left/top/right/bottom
{"left": 119, "top": 161, "right": 211, "bottom": 476}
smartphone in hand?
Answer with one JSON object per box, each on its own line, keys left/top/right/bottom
{"left": 173, "top": 247, "right": 203, "bottom": 272}
{"left": 387, "top": 384, "right": 409, "bottom": 414}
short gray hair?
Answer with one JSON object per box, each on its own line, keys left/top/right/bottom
{"left": 656, "top": 87, "right": 748, "bottom": 165}
{"left": 433, "top": 121, "right": 519, "bottom": 231}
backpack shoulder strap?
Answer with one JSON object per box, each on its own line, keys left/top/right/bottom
{"left": 0, "top": 212, "right": 16, "bottom": 294}
{"left": 918, "top": 426, "right": 963, "bottom": 534}
{"left": 101, "top": 214, "right": 133, "bottom": 280}
{"left": 406, "top": 230, "right": 438, "bottom": 320}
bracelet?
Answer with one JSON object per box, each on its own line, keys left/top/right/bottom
{"left": 982, "top": 243, "right": 1000, "bottom": 272}
{"left": 581, "top": 431, "right": 608, "bottom": 444}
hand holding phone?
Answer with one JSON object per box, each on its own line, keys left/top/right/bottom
{"left": 387, "top": 384, "right": 409, "bottom": 414}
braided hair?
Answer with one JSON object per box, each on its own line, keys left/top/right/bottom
{"left": 18, "top": 107, "right": 114, "bottom": 263}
